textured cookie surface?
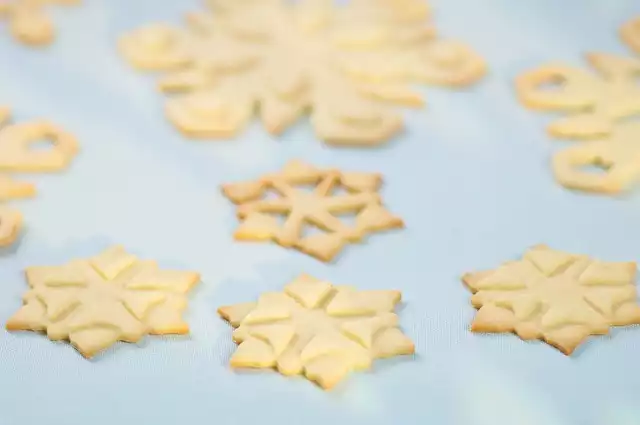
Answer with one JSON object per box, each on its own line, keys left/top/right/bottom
{"left": 462, "top": 245, "right": 640, "bottom": 355}
{"left": 516, "top": 53, "right": 640, "bottom": 140}
{"left": 218, "top": 274, "right": 414, "bottom": 390}
{"left": 221, "top": 159, "right": 404, "bottom": 262}
{"left": 6, "top": 246, "right": 200, "bottom": 358}
{"left": 119, "top": 0, "right": 485, "bottom": 146}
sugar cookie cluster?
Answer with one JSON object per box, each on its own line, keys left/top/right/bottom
{"left": 0, "top": 0, "right": 81, "bottom": 46}
{"left": 0, "top": 107, "right": 78, "bottom": 246}
{"left": 118, "top": 0, "right": 485, "bottom": 146}
{"left": 515, "top": 17, "right": 640, "bottom": 195}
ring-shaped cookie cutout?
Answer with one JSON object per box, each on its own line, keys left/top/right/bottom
{"left": 0, "top": 206, "right": 23, "bottom": 247}
{"left": 621, "top": 16, "right": 640, "bottom": 54}
{"left": 552, "top": 122, "right": 640, "bottom": 194}
{"left": 118, "top": 24, "right": 194, "bottom": 71}
{"left": 0, "top": 120, "right": 79, "bottom": 172}
{"left": 410, "top": 40, "right": 486, "bottom": 86}
{"left": 515, "top": 65, "right": 597, "bottom": 110}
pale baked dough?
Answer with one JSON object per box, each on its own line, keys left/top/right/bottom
{"left": 218, "top": 274, "right": 415, "bottom": 390}
{"left": 6, "top": 246, "right": 200, "bottom": 358}
{"left": 621, "top": 16, "right": 640, "bottom": 54}
{"left": 462, "top": 244, "right": 640, "bottom": 355}
{"left": 0, "top": 119, "right": 79, "bottom": 172}
{"left": 552, "top": 121, "right": 640, "bottom": 194}
{"left": 120, "top": 0, "right": 485, "bottom": 146}
{"left": 0, "top": 174, "right": 36, "bottom": 201}
{"left": 516, "top": 53, "right": 640, "bottom": 139}
{"left": 0, "top": 206, "right": 23, "bottom": 247}
{"left": 0, "top": 0, "right": 80, "bottom": 46}
{"left": 221, "top": 159, "right": 404, "bottom": 262}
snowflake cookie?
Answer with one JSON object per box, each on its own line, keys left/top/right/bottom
{"left": 516, "top": 53, "right": 640, "bottom": 140}
{"left": 552, "top": 120, "right": 640, "bottom": 194}
{"left": 462, "top": 244, "right": 640, "bottom": 355}
{"left": 0, "top": 113, "right": 79, "bottom": 172}
{"left": 621, "top": 16, "right": 640, "bottom": 54}
{"left": 218, "top": 274, "right": 415, "bottom": 390}
{"left": 6, "top": 246, "right": 200, "bottom": 358}
{"left": 0, "top": 205, "right": 22, "bottom": 246}
{"left": 221, "top": 159, "right": 404, "bottom": 262}
{"left": 0, "top": 0, "right": 81, "bottom": 46}
{"left": 119, "top": 0, "right": 485, "bottom": 146}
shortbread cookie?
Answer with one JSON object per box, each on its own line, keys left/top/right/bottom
{"left": 516, "top": 53, "right": 640, "bottom": 139}
{"left": 0, "top": 106, "right": 10, "bottom": 126}
{"left": 218, "top": 274, "right": 414, "bottom": 390}
{"left": 462, "top": 244, "right": 640, "bottom": 355}
{"left": 621, "top": 16, "right": 640, "bottom": 54}
{"left": 552, "top": 121, "right": 640, "bottom": 194}
{"left": 0, "top": 119, "right": 79, "bottom": 172}
{"left": 6, "top": 246, "right": 200, "bottom": 358}
{"left": 0, "top": 206, "right": 23, "bottom": 247}
{"left": 221, "top": 159, "right": 404, "bottom": 262}
{"left": 0, "top": 0, "right": 79, "bottom": 46}
{"left": 0, "top": 174, "right": 36, "bottom": 201}
{"left": 121, "top": 0, "right": 485, "bottom": 146}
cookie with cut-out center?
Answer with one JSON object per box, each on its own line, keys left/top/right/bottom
{"left": 462, "top": 244, "right": 640, "bottom": 355}
{"left": 0, "top": 119, "right": 79, "bottom": 172}
{"left": 6, "top": 246, "right": 200, "bottom": 358}
{"left": 221, "top": 159, "right": 404, "bottom": 262}
{"left": 218, "top": 274, "right": 414, "bottom": 390}
{"left": 516, "top": 53, "right": 640, "bottom": 140}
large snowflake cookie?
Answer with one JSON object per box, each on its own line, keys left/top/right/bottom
{"left": 218, "top": 274, "right": 415, "bottom": 390}
{"left": 0, "top": 0, "right": 81, "bottom": 46}
{"left": 462, "top": 245, "right": 640, "bottom": 355}
{"left": 119, "top": 0, "right": 485, "bottom": 146}
{"left": 221, "top": 159, "right": 404, "bottom": 262}
{"left": 621, "top": 16, "right": 640, "bottom": 54}
{"left": 6, "top": 246, "right": 201, "bottom": 358}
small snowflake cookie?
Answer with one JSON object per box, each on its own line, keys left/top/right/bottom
{"left": 621, "top": 16, "right": 640, "bottom": 54}
{"left": 0, "top": 0, "right": 81, "bottom": 46}
{"left": 6, "top": 246, "right": 200, "bottom": 358}
{"left": 119, "top": 0, "right": 486, "bottom": 146}
{"left": 218, "top": 274, "right": 415, "bottom": 390}
{"left": 516, "top": 53, "right": 640, "bottom": 140}
{"left": 221, "top": 159, "right": 404, "bottom": 262}
{"left": 462, "top": 244, "right": 640, "bottom": 355}
{"left": 0, "top": 205, "right": 22, "bottom": 247}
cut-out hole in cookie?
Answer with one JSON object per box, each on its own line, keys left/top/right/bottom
{"left": 27, "top": 137, "right": 56, "bottom": 151}
{"left": 536, "top": 76, "right": 566, "bottom": 91}
{"left": 579, "top": 161, "right": 610, "bottom": 175}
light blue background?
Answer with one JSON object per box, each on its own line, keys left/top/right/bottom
{"left": 1, "top": 1, "right": 640, "bottom": 424}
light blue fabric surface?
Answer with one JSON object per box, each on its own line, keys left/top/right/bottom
{"left": 1, "top": 1, "right": 639, "bottom": 424}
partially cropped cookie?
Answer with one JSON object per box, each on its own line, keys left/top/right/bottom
{"left": 0, "top": 118, "right": 79, "bottom": 172}
{"left": 0, "top": 0, "right": 81, "bottom": 47}
{"left": 516, "top": 53, "right": 640, "bottom": 140}
{"left": 621, "top": 16, "right": 640, "bottom": 54}
{"left": 0, "top": 206, "right": 23, "bottom": 247}
{"left": 221, "top": 159, "right": 404, "bottom": 262}
{"left": 462, "top": 245, "right": 640, "bottom": 355}
{"left": 6, "top": 246, "right": 200, "bottom": 358}
{"left": 218, "top": 274, "right": 415, "bottom": 390}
